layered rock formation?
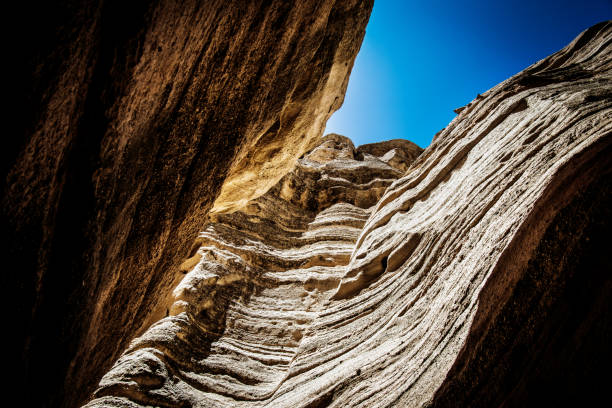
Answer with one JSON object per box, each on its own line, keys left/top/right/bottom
{"left": 86, "top": 134, "right": 422, "bottom": 407}
{"left": 4, "top": 2, "right": 373, "bottom": 407}
{"left": 86, "top": 21, "right": 611, "bottom": 407}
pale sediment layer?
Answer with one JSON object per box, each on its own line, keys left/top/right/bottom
{"left": 87, "top": 134, "right": 421, "bottom": 407}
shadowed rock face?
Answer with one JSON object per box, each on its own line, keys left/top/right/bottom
{"left": 86, "top": 21, "right": 610, "bottom": 407}
{"left": 4, "top": 1, "right": 373, "bottom": 407}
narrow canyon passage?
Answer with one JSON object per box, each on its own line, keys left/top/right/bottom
{"left": 6, "top": 1, "right": 610, "bottom": 407}
{"left": 86, "top": 21, "right": 611, "bottom": 408}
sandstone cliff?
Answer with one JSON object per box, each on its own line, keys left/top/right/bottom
{"left": 4, "top": 2, "right": 373, "bottom": 407}
{"left": 85, "top": 21, "right": 611, "bottom": 407}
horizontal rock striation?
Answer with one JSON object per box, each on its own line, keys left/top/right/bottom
{"left": 5, "top": 1, "right": 373, "bottom": 407}
{"left": 87, "top": 21, "right": 611, "bottom": 407}
{"left": 86, "top": 134, "right": 421, "bottom": 407}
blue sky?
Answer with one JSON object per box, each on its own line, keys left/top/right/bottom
{"left": 325, "top": 0, "right": 611, "bottom": 148}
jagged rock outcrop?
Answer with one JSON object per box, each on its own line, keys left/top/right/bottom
{"left": 86, "top": 21, "right": 611, "bottom": 407}
{"left": 4, "top": 2, "right": 373, "bottom": 407}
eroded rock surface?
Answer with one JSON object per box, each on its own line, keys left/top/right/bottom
{"left": 87, "top": 21, "right": 611, "bottom": 407}
{"left": 85, "top": 134, "right": 421, "bottom": 407}
{"left": 4, "top": 2, "right": 372, "bottom": 407}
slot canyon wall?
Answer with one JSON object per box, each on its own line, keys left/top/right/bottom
{"left": 6, "top": 1, "right": 610, "bottom": 406}
{"left": 85, "top": 21, "right": 611, "bottom": 407}
{"left": 4, "top": 1, "right": 373, "bottom": 407}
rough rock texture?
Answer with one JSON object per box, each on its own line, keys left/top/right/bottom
{"left": 4, "top": 2, "right": 373, "bottom": 407}
{"left": 85, "top": 134, "right": 422, "bottom": 407}
{"left": 87, "top": 21, "right": 611, "bottom": 407}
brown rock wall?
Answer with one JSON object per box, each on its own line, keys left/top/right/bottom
{"left": 4, "top": 2, "right": 373, "bottom": 407}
